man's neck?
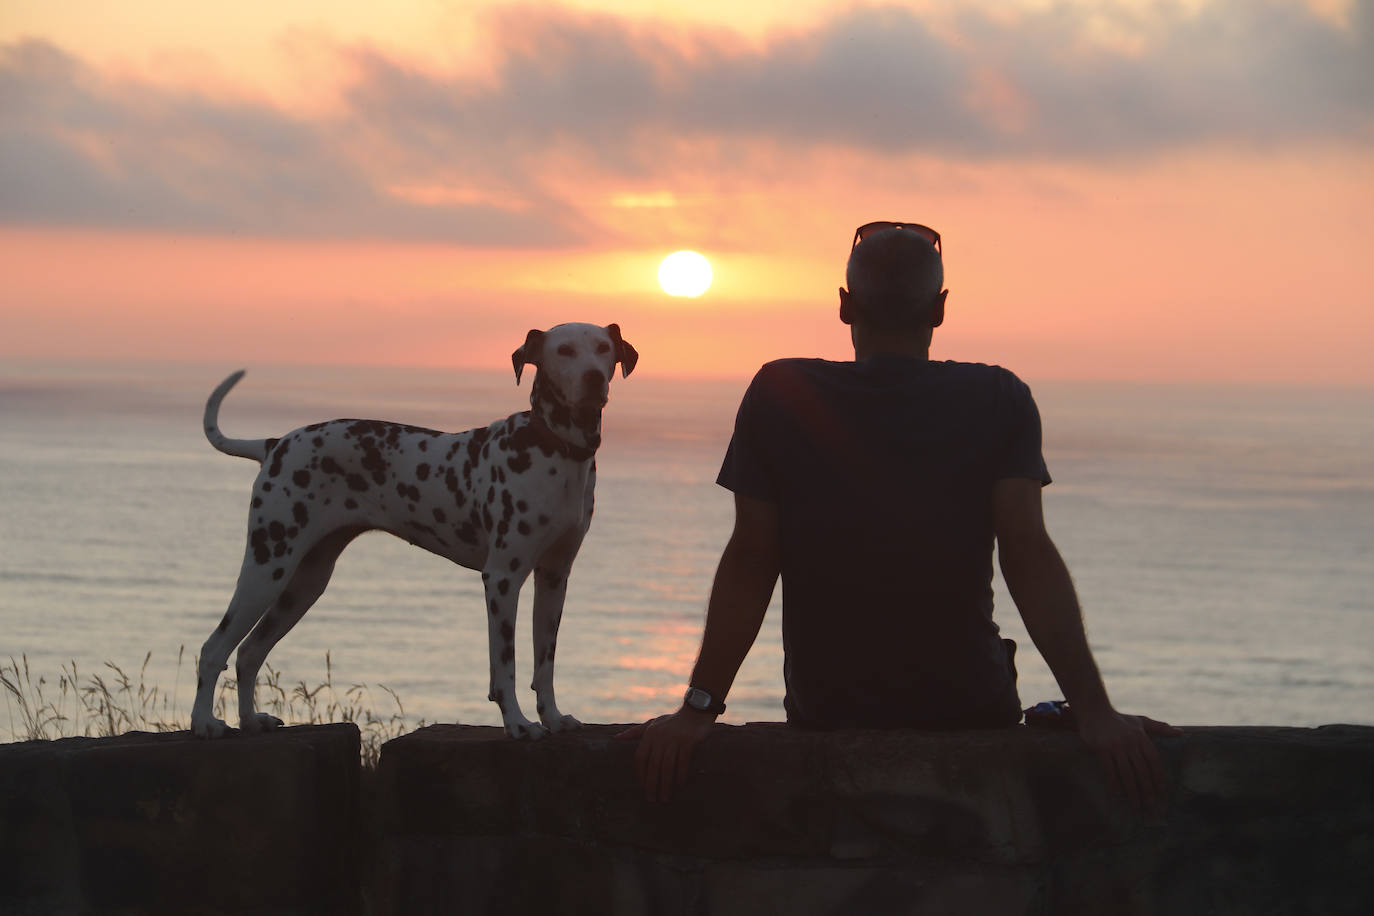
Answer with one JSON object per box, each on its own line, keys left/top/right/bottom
{"left": 851, "top": 328, "right": 932, "bottom": 362}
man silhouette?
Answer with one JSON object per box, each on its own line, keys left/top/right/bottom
{"left": 620, "top": 222, "right": 1179, "bottom": 807}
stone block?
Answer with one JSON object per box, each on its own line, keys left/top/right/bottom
{"left": 0, "top": 723, "right": 360, "bottom": 916}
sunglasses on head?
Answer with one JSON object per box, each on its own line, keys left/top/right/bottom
{"left": 851, "top": 221, "right": 941, "bottom": 255}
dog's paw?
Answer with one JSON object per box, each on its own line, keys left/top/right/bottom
{"left": 192, "top": 716, "right": 231, "bottom": 739}
{"left": 239, "top": 712, "right": 285, "bottom": 735}
{"left": 506, "top": 720, "right": 551, "bottom": 740}
{"left": 542, "top": 713, "right": 582, "bottom": 734}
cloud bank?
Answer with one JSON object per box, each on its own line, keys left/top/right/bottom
{"left": 2, "top": 1, "right": 1370, "bottom": 241}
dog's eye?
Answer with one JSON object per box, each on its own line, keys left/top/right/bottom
{"left": 557, "top": 344, "right": 575, "bottom": 357}
{"left": 596, "top": 343, "right": 611, "bottom": 354}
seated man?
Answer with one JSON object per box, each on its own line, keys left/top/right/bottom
{"left": 620, "top": 222, "right": 1179, "bottom": 806}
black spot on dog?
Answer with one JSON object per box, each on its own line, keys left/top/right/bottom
{"left": 433, "top": 507, "right": 446, "bottom": 523}
{"left": 501, "top": 621, "right": 514, "bottom": 643}
{"left": 518, "top": 521, "right": 531, "bottom": 536}
{"left": 274, "top": 541, "right": 287, "bottom": 558}
{"left": 293, "top": 469, "right": 311, "bottom": 487}
{"left": 293, "top": 502, "right": 308, "bottom": 526}
{"left": 346, "top": 473, "right": 369, "bottom": 492}
{"left": 538, "top": 515, "right": 550, "bottom": 526}
{"left": 252, "top": 496, "right": 262, "bottom": 508}
{"left": 269, "top": 521, "right": 285, "bottom": 540}
{"left": 509, "top": 557, "right": 520, "bottom": 572}
{"left": 262, "top": 481, "right": 273, "bottom": 492}
{"left": 286, "top": 526, "right": 298, "bottom": 539}
{"left": 516, "top": 500, "right": 528, "bottom": 513}
{"left": 548, "top": 467, "right": 558, "bottom": 476}
{"left": 416, "top": 462, "right": 430, "bottom": 481}
{"left": 313, "top": 436, "right": 324, "bottom": 448}
{"left": 418, "top": 440, "right": 428, "bottom": 452}
{"left": 345, "top": 498, "right": 358, "bottom": 510}
{"left": 272, "top": 568, "right": 285, "bottom": 580}
{"left": 321, "top": 456, "right": 343, "bottom": 476}
{"left": 489, "top": 599, "right": 499, "bottom": 616}
{"left": 498, "top": 578, "right": 510, "bottom": 596}
{"left": 507, "top": 451, "right": 532, "bottom": 473}
{"left": 396, "top": 481, "right": 420, "bottom": 502}
{"left": 267, "top": 437, "right": 290, "bottom": 477}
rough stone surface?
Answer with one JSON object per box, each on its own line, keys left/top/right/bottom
{"left": 0, "top": 723, "right": 360, "bottom": 916}
{"left": 377, "top": 722, "right": 1374, "bottom": 916}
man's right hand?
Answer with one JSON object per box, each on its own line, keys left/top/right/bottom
{"left": 616, "top": 706, "right": 718, "bottom": 802}
{"left": 1074, "top": 707, "right": 1183, "bottom": 811}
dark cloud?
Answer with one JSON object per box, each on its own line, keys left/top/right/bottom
{"left": 2, "top": 1, "right": 1370, "bottom": 238}
{"left": 0, "top": 41, "right": 586, "bottom": 244}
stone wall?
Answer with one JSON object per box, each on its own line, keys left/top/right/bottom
{"left": 4, "top": 722, "right": 1372, "bottom": 914}
{"left": 377, "top": 723, "right": 1374, "bottom": 916}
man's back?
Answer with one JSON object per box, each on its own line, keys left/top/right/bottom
{"left": 717, "top": 355, "right": 1050, "bottom": 728}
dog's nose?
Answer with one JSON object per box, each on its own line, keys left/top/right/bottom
{"left": 583, "top": 369, "right": 606, "bottom": 388}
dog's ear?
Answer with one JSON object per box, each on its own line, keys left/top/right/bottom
{"left": 512, "top": 329, "right": 545, "bottom": 384}
{"left": 606, "top": 323, "right": 638, "bottom": 378}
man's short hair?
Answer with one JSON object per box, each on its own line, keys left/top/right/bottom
{"left": 845, "top": 227, "right": 944, "bottom": 329}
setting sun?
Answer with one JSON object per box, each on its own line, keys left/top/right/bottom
{"left": 658, "top": 250, "right": 713, "bottom": 298}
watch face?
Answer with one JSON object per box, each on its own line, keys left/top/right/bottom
{"left": 685, "top": 687, "right": 711, "bottom": 710}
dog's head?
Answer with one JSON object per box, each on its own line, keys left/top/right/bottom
{"left": 512, "top": 323, "right": 638, "bottom": 406}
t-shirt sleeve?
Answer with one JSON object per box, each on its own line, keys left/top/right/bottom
{"left": 716, "top": 369, "right": 780, "bottom": 502}
{"left": 998, "top": 371, "right": 1053, "bottom": 486}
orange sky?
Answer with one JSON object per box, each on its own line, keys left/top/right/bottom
{"left": 2, "top": 1, "right": 1372, "bottom": 383}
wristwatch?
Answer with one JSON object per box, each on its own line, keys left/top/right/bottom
{"left": 683, "top": 686, "right": 726, "bottom": 715}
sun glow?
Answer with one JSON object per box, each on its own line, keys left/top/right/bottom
{"left": 657, "top": 250, "right": 713, "bottom": 297}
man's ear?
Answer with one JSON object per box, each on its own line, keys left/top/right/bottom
{"left": 929, "top": 289, "right": 948, "bottom": 329}
{"left": 838, "top": 287, "right": 855, "bottom": 325}
{"left": 606, "top": 323, "right": 639, "bottom": 378}
{"left": 512, "top": 329, "right": 545, "bottom": 384}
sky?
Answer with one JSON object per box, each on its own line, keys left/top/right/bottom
{"left": 2, "top": 0, "right": 1371, "bottom": 382}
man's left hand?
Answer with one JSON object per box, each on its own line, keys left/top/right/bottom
{"left": 615, "top": 707, "right": 717, "bottom": 802}
{"left": 1075, "top": 707, "right": 1183, "bottom": 812}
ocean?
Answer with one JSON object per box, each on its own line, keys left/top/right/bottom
{"left": 2, "top": 360, "right": 1371, "bottom": 740}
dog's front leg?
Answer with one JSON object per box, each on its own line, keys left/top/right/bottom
{"left": 482, "top": 568, "right": 547, "bottom": 739}
{"left": 530, "top": 563, "right": 581, "bottom": 734}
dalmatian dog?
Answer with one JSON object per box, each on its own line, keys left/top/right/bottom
{"left": 190, "top": 322, "right": 637, "bottom": 740}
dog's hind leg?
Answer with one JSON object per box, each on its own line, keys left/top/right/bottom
{"left": 530, "top": 563, "right": 581, "bottom": 733}
{"left": 192, "top": 553, "right": 286, "bottom": 738}
{"left": 232, "top": 527, "right": 364, "bottom": 734}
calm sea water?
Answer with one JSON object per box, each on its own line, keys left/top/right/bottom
{"left": 2, "top": 360, "right": 1371, "bottom": 740}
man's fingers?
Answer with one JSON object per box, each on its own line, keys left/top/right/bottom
{"left": 1140, "top": 730, "right": 1167, "bottom": 792}
{"left": 655, "top": 739, "right": 678, "bottom": 802}
{"left": 675, "top": 740, "right": 694, "bottom": 791}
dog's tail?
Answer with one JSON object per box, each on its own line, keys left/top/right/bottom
{"left": 204, "top": 370, "right": 271, "bottom": 463}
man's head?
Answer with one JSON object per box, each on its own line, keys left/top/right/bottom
{"left": 839, "top": 224, "right": 947, "bottom": 334}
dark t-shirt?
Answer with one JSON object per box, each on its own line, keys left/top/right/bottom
{"left": 717, "top": 355, "right": 1051, "bottom": 729}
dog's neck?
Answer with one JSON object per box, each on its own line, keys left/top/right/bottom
{"left": 528, "top": 373, "right": 601, "bottom": 461}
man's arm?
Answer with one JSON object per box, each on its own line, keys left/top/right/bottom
{"left": 617, "top": 493, "right": 780, "bottom": 801}
{"left": 994, "top": 478, "right": 1181, "bottom": 810}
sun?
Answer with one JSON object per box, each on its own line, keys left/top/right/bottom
{"left": 658, "top": 250, "right": 713, "bottom": 297}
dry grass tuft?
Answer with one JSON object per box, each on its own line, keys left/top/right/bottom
{"left": 1, "top": 649, "right": 422, "bottom": 769}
